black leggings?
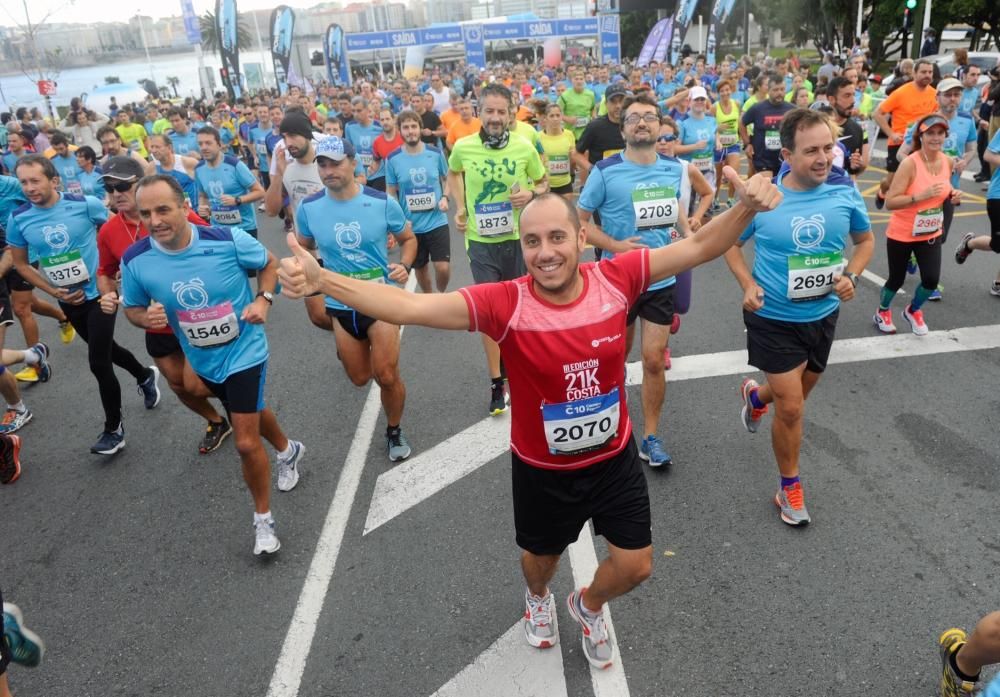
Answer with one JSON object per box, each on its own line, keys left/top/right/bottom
{"left": 988, "top": 199, "right": 1000, "bottom": 252}
{"left": 61, "top": 299, "right": 150, "bottom": 432}
{"left": 941, "top": 198, "right": 955, "bottom": 244}
{"left": 885, "top": 237, "right": 941, "bottom": 292}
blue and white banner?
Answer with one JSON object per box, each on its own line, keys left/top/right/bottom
{"left": 270, "top": 6, "right": 295, "bottom": 95}
{"left": 636, "top": 17, "right": 670, "bottom": 67}
{"left": 215, "top": 0, "right": 241, "bottom": 99}
{"left": 346, "top": 19, "right": 600, "bottom": 52}
{"left": 669, "top": 0, "right": 699, "bottom": 65}
{"left": 324, "top": 23, "right": 351, "bottom": 87}
{"left": 179, "top": 0, "right": 201, "bottom": 45}
{"left": 462, "top": 24, "right": 486, "bottom": 70}
{"left": 709, "top": 0, "right": 737, "bottom": 66}
{"left": 652, "top": 21, "right": 673, "bottom": 64}
{"left": 598, "top": 14, "right": 621, "bottom": 65}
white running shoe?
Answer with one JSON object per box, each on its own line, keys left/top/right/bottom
{"left": 277, "top": 440, "right": 305, "bottom": 492}
{"left": 523, "top": 589, "right": 559, "bottom": 649}
{"left": 253, "top": 517, "right": 280, "bottom": 556}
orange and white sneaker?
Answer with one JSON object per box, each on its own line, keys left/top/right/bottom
{"left": 775, "top": 480, "right": 811, "bottom": 526}
{"left": 739, "top": 378, "right": 768, "bottom": 434}
{"left": 902, "top": 305, "right": 929, "bottom": 336}
{"left": 873, "top": 308, "right": 897, "bottom": 334}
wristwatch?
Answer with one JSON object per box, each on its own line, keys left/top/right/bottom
{"left": 256, "top": 290, "right": 274, "bottom": 304}
{"left": 846, "top": 272, "right": 860, "bottom": 288}
{"left": 235, "top": 196, "right": 243, "bottom": 206}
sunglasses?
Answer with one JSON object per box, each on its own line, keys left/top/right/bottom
{"left": 104, "top": 180, "right": 135, "bottom": 193}
{"left": 657, "top": 134, "right": 678, "bottom": 143}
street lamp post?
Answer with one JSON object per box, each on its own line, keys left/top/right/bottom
{"left": 135, "top": 13, "right": 155, "bottom": 85}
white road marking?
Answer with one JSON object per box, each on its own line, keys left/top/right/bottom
{"left": 428, "top": 621, "right": 569, "bottom": 697}
{"left": 367, "top": 323, "right": 1000, "bottom": 536}
{"left": 860, "top": 268, "right": 904, "bottom": 295}
{"left": 567, "top": 526, "right": 632, "bottom": 697}
{"left": 265, "top": 274, "right": 417, "bottom": 697}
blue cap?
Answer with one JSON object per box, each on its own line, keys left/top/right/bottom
{"left": 315, "top": 135, "right": 355, "bottom": 162}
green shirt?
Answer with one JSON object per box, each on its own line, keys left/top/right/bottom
{"left": 152, "top": 118, "right": 171, "bottom": 135}
{"left": 116, "top": 123, "right": 148, "bottom": 157}
{"left": 558, "top": 88, "right": 596, "bottom": 138}
{"left": 448, "top": 131, "right": 546, "bottom": 245}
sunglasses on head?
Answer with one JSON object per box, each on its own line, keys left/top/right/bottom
{"left": 104, "top": 180, "right": 135, "bottom": 193}
{"left": 657, "top": 134, "right": 678, "bottom": 143}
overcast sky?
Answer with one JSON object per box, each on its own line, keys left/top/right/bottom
{"left": 1, "top": 0, "right": 332, "bottom": 28}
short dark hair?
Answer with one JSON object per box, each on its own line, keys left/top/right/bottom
{"left": 197, "top": 126, "right": 221, "bottom": 144}
{"left": 15, "top": 154, "right": 57, "bottom": 180}
{"left": 167, "top": 107, "right": 188, "bottom": 120}
{"left": 136, "top": 173, "right": 186, "bottom": 207}
{"left": 827, "top": 76, "right": 853, "bottom": 97}
{"left": 97, "top": 125, "right": 121, "bottom": 143}
{"left": 396, "top": 109, "right": 422, "bottom": 129}
{"left": 49, "top": 132, "right": 69, "bottom": 147}
{"left": 766, "top": 72, "right": 784, "bottom": 89}
{"left": 481, "top": 83, "right": 514, "bottom": 105}
{"left": 780, "top": 108, "right": 836, "bottom": 151}
{"left": 620, "top": 94, "right": 660, "bottom": 131}
{"left": 521, "top": 191, "right": 580, "bottom": 231}
{"left": 76, "top": 146, "right": 97, "bottom": 164}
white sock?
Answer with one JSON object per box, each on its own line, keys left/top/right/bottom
{"left": 276, "top": 441, "right": 295, "bottom": 460}
{"left": 7, "top": 401, "right": 25, "bottom": 412}
{"left": 23, "top": 348, "right": 39, "bottom": 365}
{"left": 578, "top": 592, "right": 602, "bottom": 617}
{"left": 254, "top": 511, "right": 273, "bottom": 524}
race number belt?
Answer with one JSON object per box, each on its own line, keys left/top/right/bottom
{"left": 548, "top": 155, "right": 570, "bottom": 175}
{"left": 787, "top": 251, "right": 844, "bottom": 301}
{"left": 404, "top": 186, "right": 436, "bottom": 212}
{"left": 177, "top": 302, "right": 240, "bottom": 348}
{"left": 541, "top": 386, "right": 620, "bottom": 455}
{"left": 40, "top": 250, "right": 90, "bottom": 288}
{"left": 474, "top": 201, "right": 514, "bottom": 237}
{"left": 345, "top": 267, "right": 385, "bottom": 283}
{"left": 764, "top": 129, "right": 781, "bottom": 150}
{"left": 632, "top": 186, "right": 679, "bottom": 229}
{"left": 211, "top": 203, "right": 242, "bottom": 225}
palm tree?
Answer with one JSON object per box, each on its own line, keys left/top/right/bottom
{"left": 199, "top": 11, "right": 252, "bottom": 52}
{"left": 166, "top": 76, "right": 180, "bottom": 98}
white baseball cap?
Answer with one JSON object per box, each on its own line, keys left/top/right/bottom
{"left": 688, "top": 85, "right": 709, "bottom": 101}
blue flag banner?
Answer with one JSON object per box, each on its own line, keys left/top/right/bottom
{"left": 325, "top": 23, "right": 351, "bottom": 87}
{"left": 270, "top": 6, "right": 295, "bottom": 95}
{"left": 215, "top": 0, "right": 241, "bottom": 99}
{"left": 179, "top": 0, "right": 201, "bottom": 44}
{"left": 462, "top": 24, "right": 486, "bottom": 70}
{"left": 599, "top": 15, "right": 621, "bottom": 65}
{"left": 637, "top": 17, "right": 670, "bottom": 67}
{"left": 669, "top": 0, "right": 698, "bottom": 65}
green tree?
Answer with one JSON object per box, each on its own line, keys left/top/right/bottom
{"left": 620, "top": 10, "right": 661, "bottom": 61}
{"left": 199, "top": 11, "right": 252, "bottom": 52}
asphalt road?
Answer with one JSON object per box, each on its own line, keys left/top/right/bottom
{"left": 3, "top": 157, "right": 1000, "bottom": 697}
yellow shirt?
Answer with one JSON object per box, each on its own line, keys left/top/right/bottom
{"left": 538, "top": 129, "right": 575, "bottom": 189}
{"left": 116, "top": 123, "right": 148, "bottom": 157}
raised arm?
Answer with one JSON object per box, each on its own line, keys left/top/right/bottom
{"left": 279, "top": 233, "right": 470, "bottom": 330}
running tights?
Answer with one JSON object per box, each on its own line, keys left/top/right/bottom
{"left": 61, "top": 299, "right": 150, "bottom": 432}
{"left": 881, "top": 237, "right": 941, "bottom": 311}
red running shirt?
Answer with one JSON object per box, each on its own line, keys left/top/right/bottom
{"left": 460, "top": 249, "right": 649, "bottom": 470}
{"left": 98, "top": 209, "right": 208, "bottom": 334}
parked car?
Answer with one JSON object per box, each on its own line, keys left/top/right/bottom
{"left": 924, "top": 51, "right": 999, "bottom": 86}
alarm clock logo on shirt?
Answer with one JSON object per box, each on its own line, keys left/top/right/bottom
{"left": 790, "top": 215, "right": 826, "bottom": 251}
{"left": 42, "top": 224, "right": 70, "bottom": 251}
{"left": 409, "top": 167, "right": 428, "bottom": 186}
{"left": 334, "top": 221, "right": 363, "bottom": 249}
{"left": 172, "top": 278, "right": 210, "bottom": 310}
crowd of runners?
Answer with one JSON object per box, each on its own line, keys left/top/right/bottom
{"left": 2, "top": 41, "right": 1000, "bottom": 696}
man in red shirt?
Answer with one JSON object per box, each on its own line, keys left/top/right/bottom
{"left": 372, "top": 107, "right": 404, "bottom": 185}
{"left": 276, "top": 167, "right": 781, "bottom": 671}
{"left": 95, "top": 157, "right": 231, "bottom": 454}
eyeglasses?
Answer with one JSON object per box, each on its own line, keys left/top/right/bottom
{"left": 657, "top": 134, "right": 678, "bottom": 143}
{"left": 623, "top": 113, "right": 660, "bottom": 125}
{"left": 104, "top": 180, "right": 135, "bottom": 193}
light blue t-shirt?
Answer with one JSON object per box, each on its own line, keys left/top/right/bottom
{"left": 295, "top": 186, "right": 407, "bottom": 312}
{"left": 0, "top": 175, "right": 26, "bottom": 226}
{"left": 656, "top": 82, "right": 678, "bottom": 100}
{"left": 194, "top": 155, "right": 258, "bottom": 232}
{"left": 385, "top": 145, "right": 448, "bottom": 234}
{"left": 739, "top": 168, "right": 871, "bottom": 323}
{"left": 902, "top": 113, "right": 977, "bottom": 188}
{"left": 959, "top": 86, "right": 979, "bottom": 117}
{"left": 120, "top": 225, "right": 269, "bottom": 383}
{"left": 77, "top": 168, "right": 104, "bottom": 198}
{"left": 169, "top": 129, "right": 199, "bottom": 157}
{"left": 577, "top": 152, "right": 688, "bottom": 292}
{"left": 49, "top": 153, "right": 84, "bottom": 193}
{"left": 679, "top": 114, "right": 718, "bottom": 171}
{"left": 345, "top": 121, "right": 385, "bottom": 180}
{"left": 248, "top": 126, "right": 273, "bottom": 171}
{"left": 988, "top": 130, "right": 1000, "bottom": 200}
{"left": 1, "top": 152, "right": 20, "bottom": 177}
{"left": 6, "top": 193, "right": 109, "bottom": 300}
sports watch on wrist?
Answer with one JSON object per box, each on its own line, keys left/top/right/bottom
{"left": 256, "top": 290, "right": 274, "bottom": 304}
{"left": 845, "top": 272, "right": 860, "bottom": 288}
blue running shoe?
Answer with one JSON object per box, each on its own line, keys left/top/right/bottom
{"left": 32, "top": 342, "right": 51, "bottom": 383}
{"left": 138, "top": 365, "right": 162, "bottom": 409}
{"left": 928, "top": 287, "right": 943, "bottom": 302}
{"left": 638, "top": 435, "right": 672, "bottom": 468}
{"left": 907, "top": 253, "right": 918, "bottom": 275}
{"left": 3, "top": 602, "right": 45, "bottom": 667}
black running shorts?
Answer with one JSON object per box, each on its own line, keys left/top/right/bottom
{"left": 467, "top": 239, "right": 525, "bottom": 284}
{"left": 145, "top": 331, "right": 183, "bottom": 359}
{"left": 200, "top": 361, "right": 266, "bottom": 414}
{"left": 328, "top": 308, "right": 377, "bottom": 341}
{"left": 744, "top": 309, "right": 839, "bottom": 375}
{"left": 627, "top": 285, "right": 675, "bottom": 327}
{"left": 414, "top": 225, "right": 451, "bottom": 268}
{"left": 512, "top": 437, "right": 652, "bottom": 556}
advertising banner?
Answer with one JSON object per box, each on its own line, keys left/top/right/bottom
{"left": 270, "top": 6, "right": 295, "bottom": 95}
{"left": 636, "top": 17, "right": 669, "bottom": 67}
{"left": 462, "top": 24, "right": 486, "bottom": 70}
{"left": 324, "top": 23, "right": 352, "bottom": 86}
{"left": 215, "top": 0, "right": 241, "bottom": 99}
